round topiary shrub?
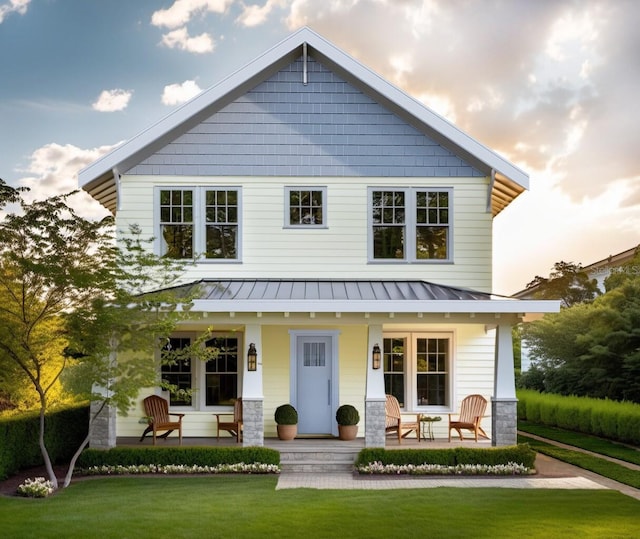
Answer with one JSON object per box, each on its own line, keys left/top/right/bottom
{"left": 336, "top": 404, "right": 360, "bottom": 426}
{"left": 274, "top": 404, "right": 298, "bottom": 425}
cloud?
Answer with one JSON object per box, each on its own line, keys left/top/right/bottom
{"left": 15, "top": 142, "right": 117, "bottom": 218}
{"left": 0, "top": 0, "right": 30, "bottom": 23}
{"left": 236, "top": 0, "right": 284, "bottom": 27}
{"left": 92, "top": 89, "right": 133, "bottom": 112}
{"left": 162, "top": 80, "right": 203, "bottom": 105}
{"left": 151, "top": 0, "right": 233, "bottom": 29}
{"left": 161, "top": 26, "right": 215, "bottom": 53}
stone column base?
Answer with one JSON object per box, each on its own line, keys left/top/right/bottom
{"left": 242, "top": 398, "right": 264, "bottom": 447}
{"left": 365, "top": 399, "right": 386, "bottom": 447}
{"left": 89, "top": 400, "right": 116, "bottom": 449}
{"left": 491, "top": 398, "right": 518, "bottom": 447}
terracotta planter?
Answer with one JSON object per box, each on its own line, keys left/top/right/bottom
{"left": 277, "top": 424, "right": 297, "bottom": 441}
{"left": 338, "top": 424, "right": 358, "bottom": 441}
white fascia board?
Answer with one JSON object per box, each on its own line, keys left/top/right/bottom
{"left": 191, "top": 298, "right": 560, "bottom": 314}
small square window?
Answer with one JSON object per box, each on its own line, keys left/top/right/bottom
{"left": 286, "top": 187, "right": 326, "bottom": 227}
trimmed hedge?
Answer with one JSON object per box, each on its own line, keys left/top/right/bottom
{"left": 76, "top": 446, "right": 280, "bottom": 470}
{"left": 0, "top": 404, "right": 89, "bottom": 480}
{"left": 517, "top": 390, "right": 640, "bottom": 446}
{"left": 354, "top": 444, "right": 535, "bottom": 470}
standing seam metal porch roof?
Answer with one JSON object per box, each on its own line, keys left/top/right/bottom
{"left": 167, "top": 279, "right": 559, "bottom": 317}
{"left": 185, "top": 279, "right": 493, "bottom": 302}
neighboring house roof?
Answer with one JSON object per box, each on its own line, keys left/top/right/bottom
{"left": 78, "top": 27, "right": 528, "bottom": 217}
{"left": 165, "top": 279, "right": 555, "bottom": 318}
{"left": 513, "top": 243, "right": 639, "bottom": 298}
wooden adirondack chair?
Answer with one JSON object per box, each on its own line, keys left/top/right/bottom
{"left": 385, "top": 395, "right": 422, "bottom": 443}
{"left": 448, "top": 394, "right": 489, "bottom": 442}
{"left": 214, "top": 398, "right": 243, "bottom": 443}
{"left": 140, "top": 395, "right": 184, "bottom": 445}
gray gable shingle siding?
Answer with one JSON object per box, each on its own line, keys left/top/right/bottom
{"left": 127, "top": 56, "right": 482, "bottom": 178}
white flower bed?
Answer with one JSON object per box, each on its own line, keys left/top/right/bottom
{"left": 356, "top": 461, "right": 532, "bottom": 476}
{"left": 16, "top": 477, "right": 55, "bottom": 498}
{"left": 80, "top": 463, "right": 280, "bottom": 476}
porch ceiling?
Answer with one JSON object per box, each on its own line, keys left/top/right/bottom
{"left": 168, "top": 279, "right": 559, "bottom": 318}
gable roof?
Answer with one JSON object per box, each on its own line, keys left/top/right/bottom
{"left": 78, "top": 27, "right": 528, "bottom": 216}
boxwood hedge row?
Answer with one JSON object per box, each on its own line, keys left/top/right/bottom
{"left": 517, "top": 389, "right": 640, "bottom": 445}
{"left": 76, "top": 446, "right": 280, "bottom": 470}
{"left": 355, "top": 444, "right": 535, "bottom": 469}
{"left": 0, "top": 404, "right": 89, "bottom": 480}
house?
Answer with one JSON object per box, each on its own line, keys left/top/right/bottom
{"left": 78, "top": 27, "right": 559, "bottom": 449}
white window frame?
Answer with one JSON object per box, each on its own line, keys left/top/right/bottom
{"left": 160, "top": 331, "right": 243, "bottom": 411}
{"left": 383, "top": 331, "right": 455, "bottom": 413}
{"left": 367, "top": 187, "right": 452, "bottom": 263}
{"left": 284, "top": 186, "right": 328, "bottom": 228}
{"left": 155, "top": 186, "right": 242, "bottom": 262}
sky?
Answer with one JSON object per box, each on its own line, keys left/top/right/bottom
{"left": 1, "top": 0, "right": 638, "bottom": 295}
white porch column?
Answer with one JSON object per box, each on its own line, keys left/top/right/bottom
{"left": 242, "top": 324, "right": 264, "bottom": 447}
{"left": 492, "top": 322, "right": 518, "bottom": 446}
{"left": 365, "top": 324, "right": 385, "bottom": 447}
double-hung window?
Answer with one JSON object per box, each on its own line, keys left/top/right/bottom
{"left": 285, "top": 187, "right": 326, "bottom": 227}
{"left": 161, "top": 333, "right": 240, "bottom": 409}
{"left": 370, "top": 188, "right": 451, "bottom": 262}
{"left": 383, "top": 333, "right": 452, "bottom": 409}
{"left": 158, "top": 187, "right": 241, "bottom": 260}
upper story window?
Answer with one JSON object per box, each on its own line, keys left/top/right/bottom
{"left": 285, "top": 187, "right": 326, "bottom": 227}
{"left": 158, "top": 187, "right": 241, "bottom": 261}
{"left": 369, "top": 188, "right": 451, "bottom": 262}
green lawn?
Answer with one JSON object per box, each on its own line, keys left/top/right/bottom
{"left": 1, "top": 476, "right": 639, "bottom": 538}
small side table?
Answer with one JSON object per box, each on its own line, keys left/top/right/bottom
{"left": 420, "top": 416, "right": 442, "bottom": 441}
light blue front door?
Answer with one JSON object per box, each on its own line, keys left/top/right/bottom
{"left": 295, "top": 335, "right": 335, "bottom": 435}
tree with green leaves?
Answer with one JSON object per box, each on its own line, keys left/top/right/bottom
{"left": 0, "top": 180, "right": 202, "bottom": 489}
{"left": 524, "top": 261, "right": 600, "bottom": 307}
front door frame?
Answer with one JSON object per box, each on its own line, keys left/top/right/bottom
{"left": 289, "top": 330, "right": 340, "bottom": 437}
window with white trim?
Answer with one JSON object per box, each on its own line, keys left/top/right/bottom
{"left": 383, "top": 333, "right": 452, "bottom": 409}
{"left": 160, "top": 333, "right": 240, "bottom": 409}
{"left": 370, "top": 188, "right": 451, "bottom": 261}
{"left": 158, "top": 187, "right": 241, "bottom": 260}
{"left": 285, "top": 187, "right": 326, "bottom": 227}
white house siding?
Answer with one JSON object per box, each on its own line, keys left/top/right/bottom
{"left": 116, "top": 175, "right": 493, "bottom": 291}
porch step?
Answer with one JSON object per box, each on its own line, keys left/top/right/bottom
{"left": 278, "top": 445, "right": 359, "bottom": 473}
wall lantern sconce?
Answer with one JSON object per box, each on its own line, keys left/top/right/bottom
{"left": 247, "top": 343, "right": 258, "bottom": 371}
{"left": 372, "top": 343, "right": 381, "bottom": 370}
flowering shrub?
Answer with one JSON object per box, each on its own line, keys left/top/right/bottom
{"left": 356, "top": 461, "right": 532, "bottom": 476}
{"left": 16, "top": 477, "right": 55, "bottom": 498}
{"left": 79, "top": 462, "right": 280, "bottom": 476}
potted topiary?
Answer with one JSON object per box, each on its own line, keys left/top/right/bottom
{"left": 336, "top": 404, "right": 360, "bottom": 440}
{"left": 274, "top": 404, "right": 298, "bottom": 440}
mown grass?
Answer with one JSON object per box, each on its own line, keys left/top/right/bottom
{"left": 519, "top": 421, "right": 640, "bottom": 465}
{"left": 519, "top": 434, "right": 640, "bottom": 489}
{"left": 1, "top": 475, "right": 639, "bottom": 538}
